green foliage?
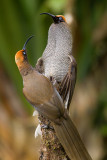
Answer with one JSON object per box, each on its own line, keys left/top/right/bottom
{"left": 75, "top": 0, "right": 107, "bottom": 79}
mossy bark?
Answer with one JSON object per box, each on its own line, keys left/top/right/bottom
{"left": 38, "top": 114, "right": 70, "bottom": 160}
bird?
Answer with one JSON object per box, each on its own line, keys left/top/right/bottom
{"left": 35, "top": 12, "right": 77, "bottom": 110}
{"left": 15, "top": 36, "right": 92, "bottom": 160}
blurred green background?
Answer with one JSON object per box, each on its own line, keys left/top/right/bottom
{"left": 0, "top": 0, "right": 107, "bottom": 160}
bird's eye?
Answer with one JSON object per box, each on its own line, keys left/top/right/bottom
{"left": 23, "top": 51, "right": 26, "bottom": 56}
{"left": 23, "top": 51, "right": 27, "bottom": 60}
{"left": 59, "top": 17, "right": 63, "bottom": 21}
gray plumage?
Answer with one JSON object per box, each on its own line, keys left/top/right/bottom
{"left": 36, "top": 14, "right": 77, "bottom": 109}
{"left": 42, "top": 22, "right": 72, "bottom": 82}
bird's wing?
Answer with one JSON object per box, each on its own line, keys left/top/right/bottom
{"left": 23, "top": 86, "right": 64, "bottom": 123}
{"left": 58, "top": 55, "right": 77, "bottom": 110}
{"left": 23, "top": 70, "right": 65, "bottom": 122}
{"left": 35, "top": 57, "right": 44, "bottom": 73}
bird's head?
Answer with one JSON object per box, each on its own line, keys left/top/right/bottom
{"left": 40, "top": 12, "right": 66, "bottom": 24}
{"left": 15, "top": 36, "right": 34, "bottom": 67}
{"left": 15, "top": 49, "right": 27, "bottom": 67}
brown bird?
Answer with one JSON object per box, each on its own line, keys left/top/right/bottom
{"left": 15, "top": 36, "right": 92, "bottom": 160}
{"left": 36, "top": 13, "right": 77, "bottom": 110}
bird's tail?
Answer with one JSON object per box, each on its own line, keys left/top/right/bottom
{"left": 53, "top": 113, "right": 92, "bottom": 160}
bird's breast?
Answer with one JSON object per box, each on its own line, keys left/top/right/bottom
{"left": 43, "top": 55, "right": 70, "bottom": 82}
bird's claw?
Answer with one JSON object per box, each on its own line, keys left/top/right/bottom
{"left": 41, "top": 124, "right": 54, "bottom": 130}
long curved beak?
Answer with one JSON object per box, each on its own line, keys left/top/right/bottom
{"left": 22, "top": 35, "right": 34, "bottom": 50}
{"left": 40, "top": 12, "right": 59, "bottom": 23}
{"left": 40, "top": 12, "right": 55, "bottom": 18}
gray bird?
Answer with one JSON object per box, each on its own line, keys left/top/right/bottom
{"left": 36, "top": 13, "right": 77, "bottom": 110}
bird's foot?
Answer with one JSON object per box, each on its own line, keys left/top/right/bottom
{"left": 41, "top": 124, "right": 54, "bottom": 130}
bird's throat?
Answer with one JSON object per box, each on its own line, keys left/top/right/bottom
{"left": 18, "top": 61, "right": 32, "bottom": 77}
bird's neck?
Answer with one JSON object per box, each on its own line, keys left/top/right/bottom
{"left": 43, "top": 23, "right": 72, "bottom": 59}
{"left": 18, "top": 61, "right": 33, "bottom": 77}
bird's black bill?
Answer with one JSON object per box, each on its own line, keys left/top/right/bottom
{"left": 40, "top": 12, "right": 55, "bottom": 18}
{"left": 40, "top": 12, "right": 64, "bottom": 24}
{"left": 22, "top": 35, "right": 34, "bottom": 50}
